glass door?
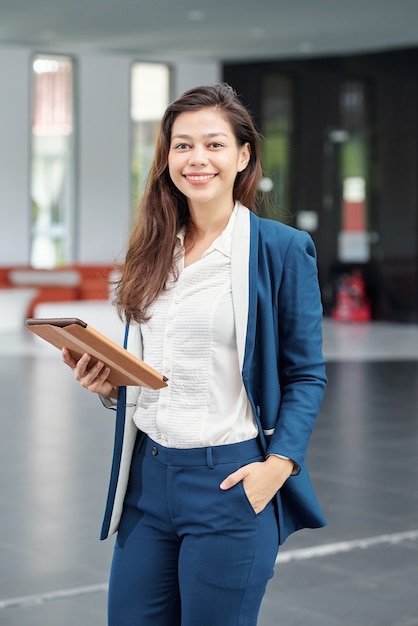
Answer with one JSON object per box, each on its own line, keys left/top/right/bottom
{"left": 259, "top": 74, "right": 293, "bottom": 220}
{"left": 324, "top": 128, "right": 373, "bottom": 264}
{"left": 322, "top": 80, "right": 379, "bottom": 318}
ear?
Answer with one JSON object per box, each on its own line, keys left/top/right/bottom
{"left": 237, "top": 142, "right": 251, "bottom": 172}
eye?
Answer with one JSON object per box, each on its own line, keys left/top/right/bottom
{"left": 173, "top": 142, "right": 190, "bottom": 150}
{"left": 209, "top": 142, "right": 223, "bottom": 149}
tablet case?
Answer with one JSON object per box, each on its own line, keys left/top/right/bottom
{"left": 25, "top": 317, "right": 168, "bottom": 389}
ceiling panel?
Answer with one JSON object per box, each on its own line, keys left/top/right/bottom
{"left": 0, "top": 0, "right": 417, "bottom": 61}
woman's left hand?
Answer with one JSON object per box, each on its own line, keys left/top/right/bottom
{"left": 219, "top": 455, "right": 294, "bottom": 514}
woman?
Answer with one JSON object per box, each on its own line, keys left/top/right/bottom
{"left": 63, "top": 83, "right": 327, "bottom": 626}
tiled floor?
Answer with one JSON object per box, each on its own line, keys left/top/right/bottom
{"left": 1, "top": 313, "right": 418, "bottom": 625}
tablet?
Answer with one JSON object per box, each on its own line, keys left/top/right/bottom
{"left": 25, "top": 317, "right": 168, "bottom": 389}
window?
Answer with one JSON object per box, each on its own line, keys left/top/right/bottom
{"left": 260, "top": 75, "right": 293, "bottom": 220}
{"left": 30, "top": 55, "right": 75, "bottom": 268}
{"left": 130, "top": 63, "right": 171, "bottom": 210}
{"left": 324, "top": 81, "right": 372, "bottom": 262}
{"left": 340, "top": 80, "right": 368, "bottom": 130}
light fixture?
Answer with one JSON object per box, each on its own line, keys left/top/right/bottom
{"left": 186, "top": 9, "right": 205, "bottom": 21}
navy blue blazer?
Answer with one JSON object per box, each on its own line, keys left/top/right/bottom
{"left": 101, "top": 205, "right": 327, "bottom": 545}
{"left": 244, "top": 210, "right": 327, "bottom": 543}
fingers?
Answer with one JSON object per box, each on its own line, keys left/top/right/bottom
{"left": 74, "top": 355, "right": 109, "bottom": 388}
{"left": 220, "top": 465, "right": 264, "bottom": 513}
{"left": 220, "top": 467, "right": 247, "bottom": 490}
{"left": 61, "top": 348, "right": 113, "bottom": 396}
{"left": 220, "top": 461, "right": 289, "bottom": 514}
{"left": 73, "top": 353, "right": 96, "bottom": 381}
{"left": 62, "top": 347, "right": 78, "bottom": 368}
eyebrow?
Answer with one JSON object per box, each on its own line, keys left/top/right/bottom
{"left": 171, "top": 132, "right": 229, "bottom": 140}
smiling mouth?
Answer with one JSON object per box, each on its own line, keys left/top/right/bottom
{"left": 184, "top": 174, "right": 217, "bottom": 182}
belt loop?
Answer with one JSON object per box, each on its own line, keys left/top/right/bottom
{"left": 206, "top": 446, "right": 214, "bottom": 469}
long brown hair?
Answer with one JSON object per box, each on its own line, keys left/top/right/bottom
{"left": 115, "top": 83, "right": 263, "bottom": 323}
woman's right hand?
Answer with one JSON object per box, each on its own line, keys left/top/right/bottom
{"left": 62, "top": 347, "right": 117, "bottom": 399}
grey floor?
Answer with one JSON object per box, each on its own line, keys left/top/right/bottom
{"left": 1, "top": 315, "right": 418, "bottom": 625}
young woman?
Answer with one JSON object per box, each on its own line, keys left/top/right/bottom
{"left": 63, "top": 83, "right": 327, "bottom": 626}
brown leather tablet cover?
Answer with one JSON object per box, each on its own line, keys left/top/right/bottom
{"left": 26, "top": 317, "right": 168, "bottom": 389}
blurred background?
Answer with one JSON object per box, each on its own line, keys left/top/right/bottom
{"left": 0, "top": 2, "right": 418, "bottom": 625}
{"left": 1, "top": 0, "right": 418, "bottom": 325}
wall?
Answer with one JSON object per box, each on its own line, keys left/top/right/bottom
{"left": 0, "top": 46, "right": 220, "bottom": 266}
{"left": 77, "top": 54, "right": 132, "bottom": 265}
{"left": 174, "top": 61, "right": 221, "bottom": 97}
{"left": 0, "top": 47, "right": 32, "bottom": 264}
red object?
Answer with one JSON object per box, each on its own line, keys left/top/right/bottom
{"left": 332, "top": 270, "right": 371, "bottom": 322}
{"left": 0, "top": 264, "right": 115, "bottom": 318}
{"left": 342, "top": 200, "right": 366, "bottom": 232}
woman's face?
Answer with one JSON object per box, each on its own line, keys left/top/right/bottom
{"left": 168, "top": 107, "right": 250, "bottom": 214}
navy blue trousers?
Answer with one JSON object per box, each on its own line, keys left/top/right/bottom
{"left": 108, "top": 433, "right": 279, "bottom": 626}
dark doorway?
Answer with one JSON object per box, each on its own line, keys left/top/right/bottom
{"left": 224, "top": 48, "right": 418, "bottom": 322}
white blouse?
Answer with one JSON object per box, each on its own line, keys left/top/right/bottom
{"left": 132, "top": 209, "right": 258, "bottom": 448}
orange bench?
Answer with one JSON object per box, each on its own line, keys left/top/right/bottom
{"left": 0, "top": 265, "right": 115, "bottom": 318}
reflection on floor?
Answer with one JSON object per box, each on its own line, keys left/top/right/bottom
{"left": 1, "top": 315, "right": 418, "bottom": 626}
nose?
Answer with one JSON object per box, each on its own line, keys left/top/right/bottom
{"left": 188, "top": 146, "right": 208, "bottom": 166}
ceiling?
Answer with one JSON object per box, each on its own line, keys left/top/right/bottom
{"left": 0, "top": 0, "right": 418, "bottom": 63}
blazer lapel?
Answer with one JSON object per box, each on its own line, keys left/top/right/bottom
{"left": 242, "top": 210, "right": 259, "bottom": 379}
{"left": 231, "top": 203, "right": 251, "bottom": 373}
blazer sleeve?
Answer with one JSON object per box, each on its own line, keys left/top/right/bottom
{"left": 267, "top": 230, "right": 327, "bottom": 467}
